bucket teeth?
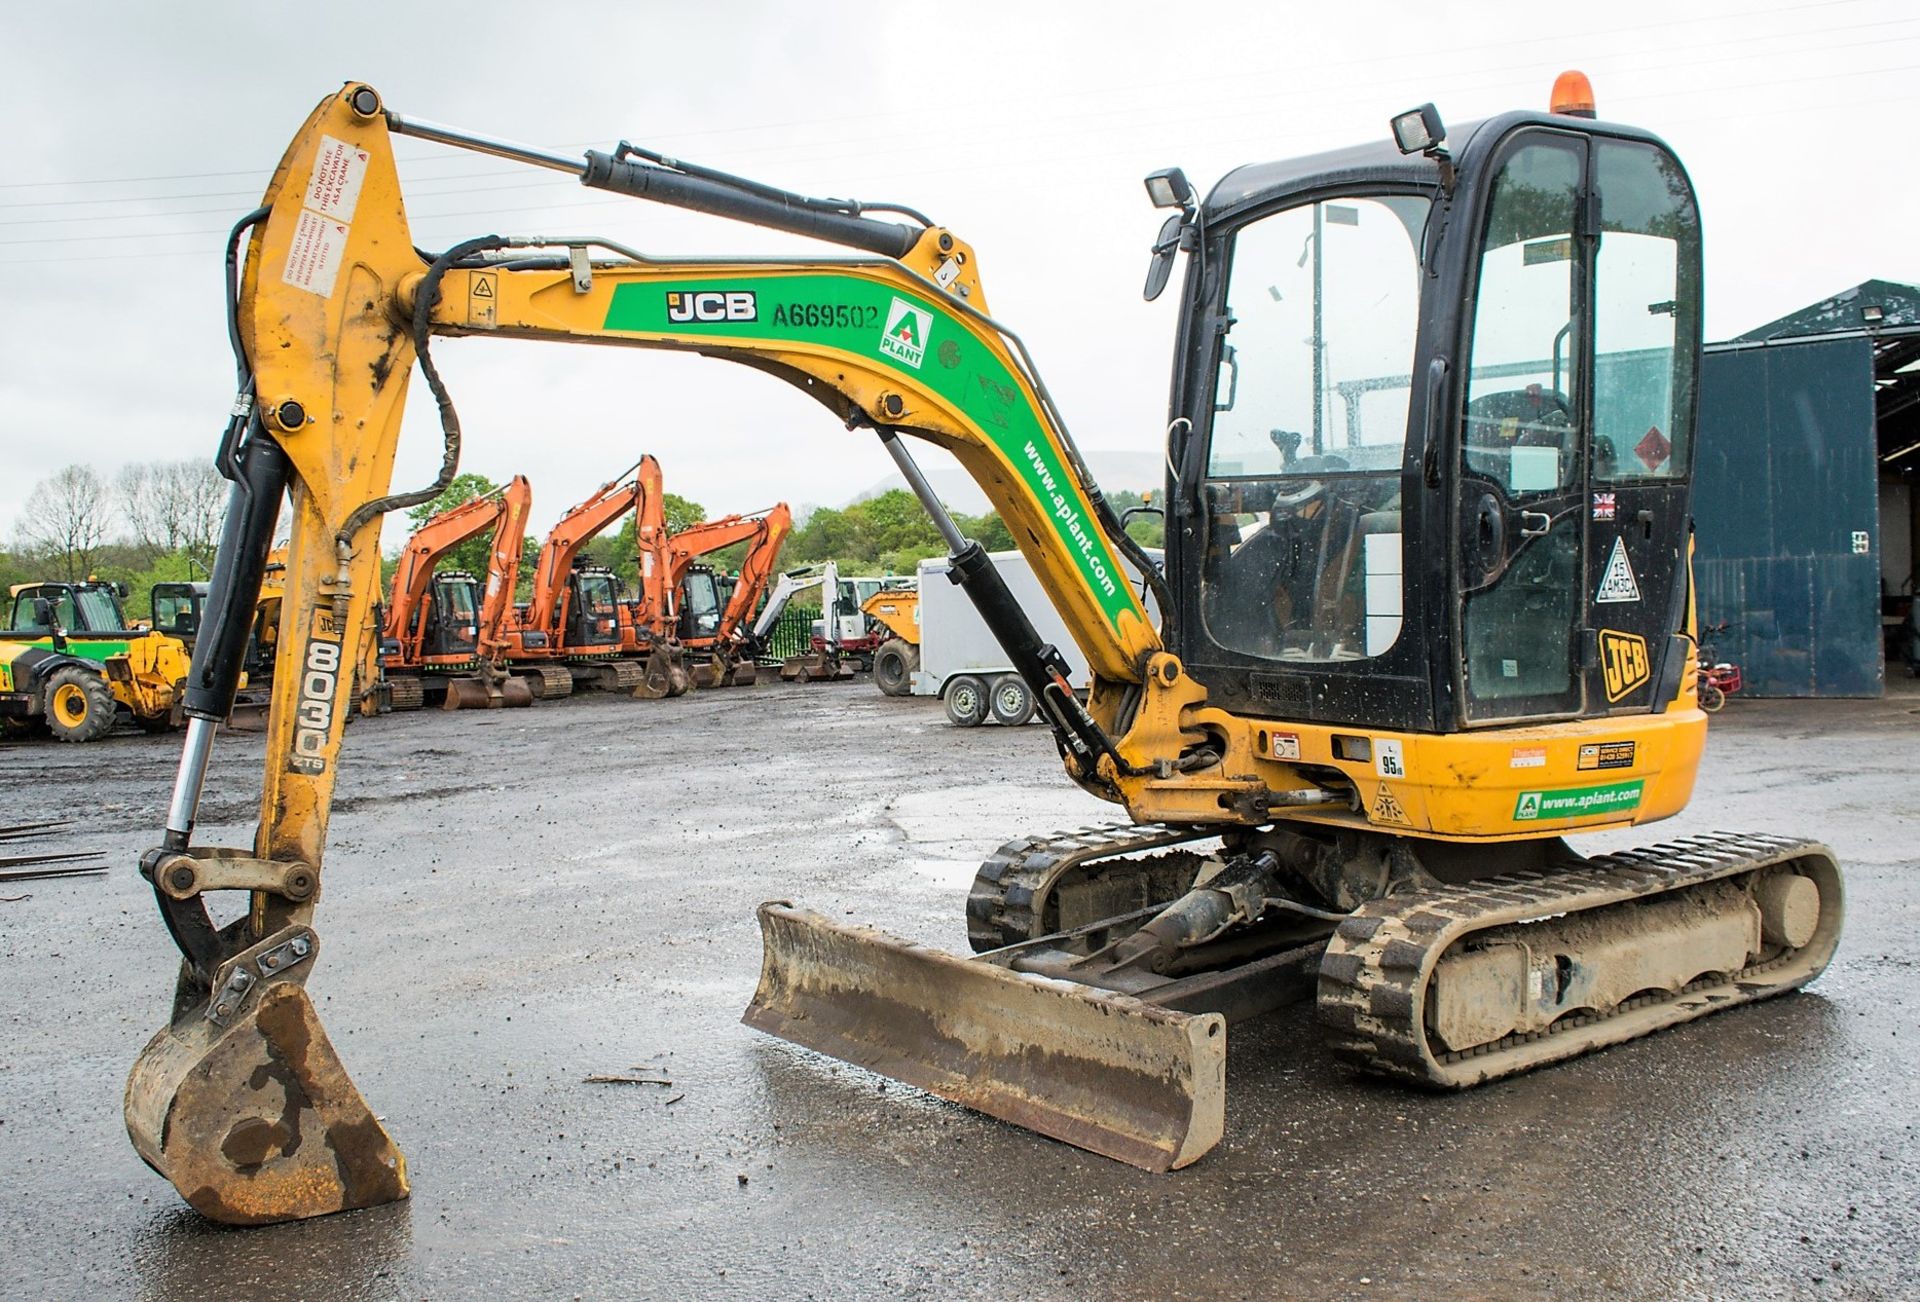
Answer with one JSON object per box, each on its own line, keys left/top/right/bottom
{"left": 744, "top": 903, "right": 1226, "bottom": 1172}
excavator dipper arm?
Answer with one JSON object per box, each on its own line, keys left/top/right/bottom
{"left": 130, "top": 84, "right": 1179, "bottom": 1224}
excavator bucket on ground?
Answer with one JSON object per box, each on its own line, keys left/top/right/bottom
{"left": 126, "top": 944, "right": 407, "bottom": 1225}
{"left": 779, "top": 652, "right": 855, "bottom": 683}
{"left": 744, "top": 903, "right": 1226, "bottom": 1172}
{"left": 441, "top": 671, "right": 534, "bottom": 710}
{"left": 632, "top": 644, "right": 691, "bottom": 699}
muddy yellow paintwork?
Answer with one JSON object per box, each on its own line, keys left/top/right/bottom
{"left": 244, "top": 82, "right": 1710, "bottom": 921}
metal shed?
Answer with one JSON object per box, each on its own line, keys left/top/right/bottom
{"left": 1694, "top": 280, "right": 1920, "bottom": 697}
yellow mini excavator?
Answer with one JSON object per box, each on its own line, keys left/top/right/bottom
{"left": 129, "top": 76, "right": 1841, "bottom": 1224}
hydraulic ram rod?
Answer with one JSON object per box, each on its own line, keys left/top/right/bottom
{"left": 386, "top": 110, "right": 919, "bottom": 258}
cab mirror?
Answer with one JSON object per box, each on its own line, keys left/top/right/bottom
{"left": 1143, "top": 213, "right": 1184, "bottom": 303}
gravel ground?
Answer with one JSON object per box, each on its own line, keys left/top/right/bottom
{"left": 1, "top": 679, "right": 1915, "bottom": 1299}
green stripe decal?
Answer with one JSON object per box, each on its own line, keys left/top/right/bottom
{"left": 603, "top": 275, "right": 1140, "bottom": 631}
{"left": 1512, "top": 781, "right": 1644, "bottom": 822}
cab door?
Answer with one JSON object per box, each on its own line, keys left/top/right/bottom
{"left": 1456, "top": 132, "right": 1590, "bottom": 724}
{"left": 1582, "top": 138, "right": 1699, "bottom": 713}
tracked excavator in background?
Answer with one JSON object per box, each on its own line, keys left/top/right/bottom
{"left": 380, "top": 475, "right": 535, "bottom": 710}
{"left": 130, "top": 77, "right": 1843, "bottom": 1225}
{"left": 507, "top": 457, "right": 688, "bottom": 700}
{"left": 662, "top": 503, "right": 792, "bottom": 686}
{"left": 750, "top": 562, "right": 858, "bottom": 681}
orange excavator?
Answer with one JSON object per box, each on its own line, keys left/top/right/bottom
{"left": 508, "top": 457, "right": 687, "bottom": 698}
{"left": 662, "top": 503, "right": 792, "bottom": 687}
{"left": 380, "top": 477, "right": 535, "bottom": 709}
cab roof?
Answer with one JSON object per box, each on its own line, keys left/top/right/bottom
{"left": 1202, "top": 111, "right": 1677, "bottom": 222}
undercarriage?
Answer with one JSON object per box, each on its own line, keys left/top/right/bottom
{"left": 748, "top": 821, "right": 1842, "bottom": 1170}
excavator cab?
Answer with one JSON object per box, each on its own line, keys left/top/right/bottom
{"left": 420, "top": 571, "right": 482, "bottom": 664}
{"left": 677, "top": 565, "right": 724, "bottom": 642}
{"left": 563, "top": 563, "right": 625, "bottom": 650}
{"left": 1163, "top": 108, "right": 1699, "bottom": 732}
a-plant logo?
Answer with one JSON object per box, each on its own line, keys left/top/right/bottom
{"left": 666, "top": 290, "right": 757, "bottom": 323}
{"left": 879, "top": 296, "right": 931, "bottom": 368}
{"left": 1599, "top": 628, "right": 1650, "bottom": 702}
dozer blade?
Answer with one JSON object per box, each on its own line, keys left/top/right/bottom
{"left": 744, "top": 903, "right": 1225, "bottom": 1172}
{"left": 125, "top": 956, "right": 407, "bottom": 1225}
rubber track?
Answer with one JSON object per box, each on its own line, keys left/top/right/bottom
{"left": 1316, "top": 831, "right": 1839, "bottom": 1088}
{"left": 966, "top": 822, "right": 1218, "bottom": 953}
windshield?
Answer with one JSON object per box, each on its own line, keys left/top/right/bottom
{"left": 437, "top": 576, "right": 479, "bottom": 623}
{"left": 684, "top": 572, "right": 721, "bottom": 637}
{"left": 153, "top": 590, "right": 199, "bottom": 635}
{"left": 1200, "top": 192, "right": 1428, "bottom": 664}
{"left": 74, "top": 587, "right": 124, "bottom": 632}
{"left": 578, "top": 575, "right": 619, "bottom": 615}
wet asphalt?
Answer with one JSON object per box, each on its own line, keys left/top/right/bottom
{"left": 1, "top": 679, "right": 1915, "bottom": 1299}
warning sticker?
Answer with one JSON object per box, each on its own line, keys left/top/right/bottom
{"left": 1266, "top": 730, "right": 1301, "bottom": 761}
{"left": 303, "top": 134, "right": 371, "bottom": 223}
{"left": 282, "top": 210, "right": 349, "bottom": 298}
{"left": 1371, "top": 783, "right": 1410, "bottom": 826}
{"left": 1374, "top": 738, "right": 1406, "bottom": 779}
{"left": 1510, "top": 745, "right": 1547, "bottom": 769}
{"left": 1577, "top": 741, "right": 1637, "bottom": 771}
{"left": 1635, "top": 425, "right": 1672, "bottom": 472}
{"left": 1513, "top": 780, "right": 1644, "bottom": 822}
{"left": 468, "top": 270, "right": 497, "bottom": 328}
{"left": 1596, "top": 537, "right": 1642, "bottom": 604}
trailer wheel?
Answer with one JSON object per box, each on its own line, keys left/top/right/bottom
{"left": 44, "top": 666, "right": 117, "bottom": 743}
{"left": 988, "top": 675, "right": 1035, "bottom": 726}
{"left": 873, "top": 639, "right": 918, "bottom": 697}
{"left": 944, "top": 675, "right": 988, "bottom": 727}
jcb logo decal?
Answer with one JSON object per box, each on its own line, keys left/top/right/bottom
{"left": 666, "top": 290, "right": 757, "bottom": 324}
{"left": 1599, "top": 629, "right": 1650, "bottom": 702}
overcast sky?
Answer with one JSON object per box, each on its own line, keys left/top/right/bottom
{"left": 2, "top": 0, "right": 1912, "bottom": 547}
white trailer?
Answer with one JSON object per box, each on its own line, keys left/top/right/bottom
{"left": 910, "top": 548, "right": 1160, "bottom": 726}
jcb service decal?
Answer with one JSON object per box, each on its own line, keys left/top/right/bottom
{"left": 289, "top": 611, "right": 345, "bottom": 775}
{"left": 1578, "top": 741, "right": 1636, "bottom": 771}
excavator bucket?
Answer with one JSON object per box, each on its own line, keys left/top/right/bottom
{"left": 728, "top": 659, "right": 759, "bottom": 687}
{"left": 691, "top": 658, "right": 729, "bottom": 690}
{"left": 632, "top": 644, "right": 691, "bottom": 699}
{"left": 744, "top": 903, "right": 1226, "bottom": 1172}
{"left": 126, "top": 969, "right": 407, "bottom": 1225}
{"left": 779, "top": 652, "right": 856, "bottom": 682}
{"left": 441, "top": 672, "right": 534, "bottom": 710}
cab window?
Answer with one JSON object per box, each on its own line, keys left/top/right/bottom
{"left": 1200, "top": 193, "right": 1428, "bottom": 663}
{"left": 1592, "top": 140, "right": 1698, "bottom": 483}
